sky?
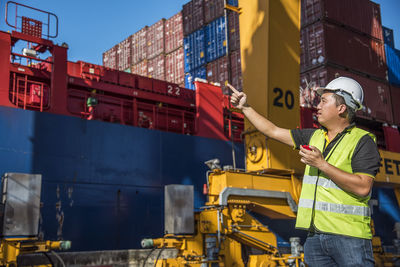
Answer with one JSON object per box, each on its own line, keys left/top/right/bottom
{"left": 0, "top": 0, "right": 399, "bottom": 66}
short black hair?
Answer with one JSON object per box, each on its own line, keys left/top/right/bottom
{"left": 331, "top": 93, "right": 356, "bottom": 123}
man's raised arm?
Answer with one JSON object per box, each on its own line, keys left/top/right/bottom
{"left": 228, "top": 83, "right": 294, "bottom": 147}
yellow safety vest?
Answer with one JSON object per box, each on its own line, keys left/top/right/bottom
{"left": 295, "top": 127, "right": 376, "bottom": 239}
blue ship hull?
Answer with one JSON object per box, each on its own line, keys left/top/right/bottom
{"left": 0, "top": 106, "right": 244, "bottom": 251}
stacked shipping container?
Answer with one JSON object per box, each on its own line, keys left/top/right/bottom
{"left": 102, "top": 0, "right": 398, "bottom": 150}
{"left": 300, "top": 0, "right": 400, "bottom": 152}
{"left": 300, "top": 0, "right": 388, "bottom": 117}
{"left": 183, "top": 0, "right": 241, "bottom": 91}
{"left": 103, "top": 1, "right": 241, "bottom": 91}
{"left": 103, "top": 13, "right": 184, "bottom": 86}
{"left": 383, "top": 26, "right": 400, "bottom": 132}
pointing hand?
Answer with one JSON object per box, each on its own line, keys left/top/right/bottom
{"left": 227, "top": 83, "right": 248, "bottom": 110}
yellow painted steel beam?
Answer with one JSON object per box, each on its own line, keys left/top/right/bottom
{"left": 239, "top": 0, "right": 303, "bottom": 174}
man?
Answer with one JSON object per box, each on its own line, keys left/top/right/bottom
{"left": 86, "top": 89, "right": 98, "bottom": 120}
{"left": 228, "top": 77, "right": 380, "bottom": 267}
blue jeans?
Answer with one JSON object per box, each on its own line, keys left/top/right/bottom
{"left": 304, "top": 233, "right": 374, "bottom": 267}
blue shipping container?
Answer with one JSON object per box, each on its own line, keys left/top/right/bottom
{"left": 227, "top": 0, "right": 238, "bottom": 7}
{"left": 184, "top": 28, "right": 206, "bottom": 72}
{"left": 185, "top": 66, "right": 207, "bottom": 89}
{"left": 206, "top": 16, "right": 227, "bottom": 63}
{"left": 383, "top": 26, "right": 395, "bottom": 48}
{"left": 385, "top": 44, "right": 400, "bottom": 86}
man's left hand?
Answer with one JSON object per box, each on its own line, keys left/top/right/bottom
{"left": 299, "top": 145, "right": 326, "bottom": 169}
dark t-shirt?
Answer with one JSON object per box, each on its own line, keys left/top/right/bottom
{"left": 290, "top": 126, "right": 381, "bottom": 177}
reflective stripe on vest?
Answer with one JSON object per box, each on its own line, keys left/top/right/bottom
{"left": 298, "top": 198, "right": 371, "bottom": 217}
{"left": 295, "top": 127, "right": 376, "bottom": 239}
{"left": 302, "top": 175, "right": 372, "bottom": 197}
{"left": 303, "top": 175, "right": 341, "bottom": 190}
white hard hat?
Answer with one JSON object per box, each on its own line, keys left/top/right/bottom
{"left": 316, "top": 77, "right": 364, "bottom": 110}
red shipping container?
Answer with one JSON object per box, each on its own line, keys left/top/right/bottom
{"left": 390, "top": 85, "right": 400, "bottom": 125}
{"left": 183, "top": 0, "right": 204, "bottom": 36}
{"left": 117, "top": 36, "right": 131, "bottom": 71}
{"left": 383, "top": 125, "right": 400, "bottom": 153}
{"left": 103, "top": 45, "right": 118, "bottom": 70}
{"left": 301, "top": 0, "right": 383, "bottom": 40}
{"left": 131, "top": 27, "right": 147, "bottom": 65}
{"left": 300, "top": 65, "right": 394, "bottom": 123}
{"left": 148, "top": 54, "right": 165, "bottom": 80}
{"left": 131, "top": 60, "right": 148, "bottom": 77}
{"left": 228, "top": 11, "right": 240, "bottom": 52}
{"left": 206, "top": 56, "right": 228, "bottom": 93}
{"left": 183, "top": 1, "right": 193, "bottom": 36}
{"left": 165, "top": 12, "right": 183, "bottom": 53}
{"left": 300, "top": 30, "right": 307, "bottom": 71}
{"left": 166, "top": 47, "right": 184, "bottom": 85}
{"left": 300, "top": 107, "right": 319, "bottom": 129}
{"left": 147, "top": 19, "right": 165, "bottom": 59}
{"left": 301, "top": 21, "right": 386, "bottom": 79}
{"left": 204, "top": 0, "right": 224, "bottom": 24}
{"left": 230, "top": 50, "right": 242, "bottom": 92}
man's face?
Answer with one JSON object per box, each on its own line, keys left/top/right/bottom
{"left": 316, "top": 92, "right": 342, "bottom": 126}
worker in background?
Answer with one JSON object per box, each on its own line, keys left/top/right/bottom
{"left": 228, "top": 77, "right": 380, "bottom": 267}
{"left": 86, "top": 89, "right": 98, "bottom": 120}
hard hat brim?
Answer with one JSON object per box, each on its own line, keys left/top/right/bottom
{"left": 316, "top": 87, "right": 337, "bottom": 96}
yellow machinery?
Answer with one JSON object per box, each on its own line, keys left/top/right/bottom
{"left": 0, "top": 238, "right": 70, "bottom": 267}
{"left": 141, "top": 0, "right": 400, "bottom": 266}
{"left": 141, "top": 1, "right": 306, "bottom": 266}
{"left": 0, "top": 173, "right": 71, "bottom": 267}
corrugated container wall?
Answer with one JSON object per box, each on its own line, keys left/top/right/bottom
{"left": 131, "top": 60, "right": 148, "bottom": 77}
{"left": 185, "top": 66, "right": 206, "bottom": 90}
{"left": 300, "top": 65, "right": 394, "bottom": 123}
{"left": 390, "top": 85, "right": 400, "bottom": 125}
{"left": 103, "top": 45, "right": 118, "bottom": 70}
{"left": 183, "top": 0, "right": 204, "bottom": 36}
{"left": 383, "top": 26, "right": 395, "bottom": 48}
{"left": 205, "top": 16, "right": 226, "bottom": 62}
{"left": 184, "top": 28, "right": 206, "bottom": 72}
{"left": 230, "top": 50, "right": 242, "bottom": 92}
{"left": 204, "top": 0, "right": 238, "bottom": 24}
{"left": 148, "top": 54, "right": 165, "bottom": 80}
{"left": 301, "top": 21, "right": 386, "bottom": 79}
{"left": 204, "top": 0, "right": 224, "bottom": 24}
{"left": 131, "top": 27, "right": 147, "bottom": 65}
{"left": 147, "top": 19, "right": 165, "bottom": 59}
{"left": 301, "top": 0, "right": 383, "bottom": 40}
{"left": 166, "top": 47, "right": 184, "bottom": 85}
{"left": 385, "top": 44, "right": 400, "bottom": 87}
{"left": 206, "top": 55, "right": 228, "bottom": 87}
{"left": 165, "top": 12, "right": 183, "bottom": 54}
{"left": 228, "top": 11, "right": 240, "bottom": 52}
{"left": 117, "top": 36, "right": 132, "bottom": 71}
